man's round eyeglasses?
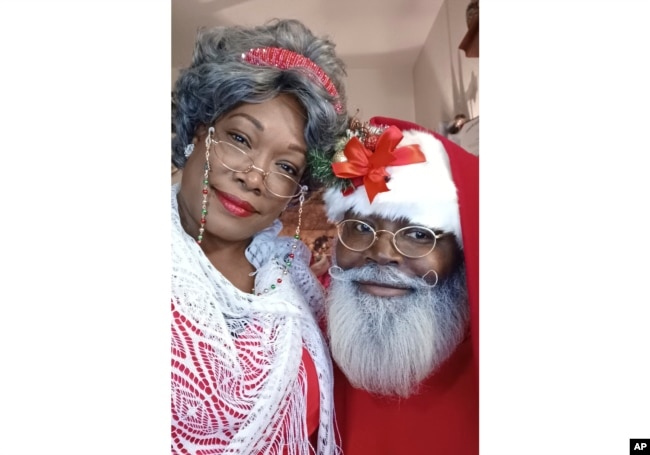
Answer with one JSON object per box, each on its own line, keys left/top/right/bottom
{"left": 336, "top": 219, "right": 449, "bottom": 258}
{"left": 210, "top": 139, "right": 302, "bottom": 198}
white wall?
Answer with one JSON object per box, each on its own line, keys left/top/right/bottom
{"left": 171, "top": 0, "right": 478, "bottom": 133}
{"left": 345, "top": 67, "right": 415, "bottom": 122}
{"left": 414, "top": 0, "right": 479, "bottom": 132}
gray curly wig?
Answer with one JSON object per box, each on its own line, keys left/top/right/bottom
{"left": 172, "top": 19, "right": 348, "bottom": 195}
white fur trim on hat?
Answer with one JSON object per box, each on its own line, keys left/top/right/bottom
{"left": 323, "top": 129, "right": 462, "bottom": 248}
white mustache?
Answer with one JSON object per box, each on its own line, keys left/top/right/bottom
{"left": 329, "top": 263, "right": 431, "bottom": 289}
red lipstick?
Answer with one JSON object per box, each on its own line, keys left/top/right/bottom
{"left": 216, "top": 190, "right": 256, "bottom": 217}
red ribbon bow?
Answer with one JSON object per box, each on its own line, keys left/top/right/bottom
{"left": 332, "top": 126, "right": 426, "bottom": 203}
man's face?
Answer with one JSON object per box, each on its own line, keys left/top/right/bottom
{"left": 333, "top": 212, "right": 462, "bottom": 288}
{"left": 326, "top": 211, "right": 468, "bottom": 397}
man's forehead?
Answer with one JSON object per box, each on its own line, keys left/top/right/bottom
{"left": 344, "top": 211, "right": 420, "bottom": 228}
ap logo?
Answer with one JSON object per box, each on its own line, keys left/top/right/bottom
{"left": 631, "top": 439, "right": 650, "bottom": 453}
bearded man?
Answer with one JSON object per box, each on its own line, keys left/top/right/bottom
{"left": 321, "top": 116, "right": 478, "bottom": 454}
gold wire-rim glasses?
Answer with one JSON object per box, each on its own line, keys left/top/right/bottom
{"left": 336, "top": 219, "right": 449, "bottom": 258}
{"left": 210, "top": 138, "right": 303, "bottom": 199}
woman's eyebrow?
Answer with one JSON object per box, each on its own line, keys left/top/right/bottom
{"left": 226, "top": 112, "right": 264, "bottom": 131}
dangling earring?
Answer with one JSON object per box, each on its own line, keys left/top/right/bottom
{"left": 253, "top": 185, "right": 309, "bottom": 295}
{"left": 196, "top": 128, "right": 214, "bottom": 245}
{"left": 184, "top": 143, "right": 194, "bottom": 158}
{"left": 421, "top": 270, "right": 439, "bottom": 288}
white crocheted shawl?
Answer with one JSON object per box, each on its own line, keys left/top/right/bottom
{"left": 171, "top": 185, "right": 337, "bottom": 454}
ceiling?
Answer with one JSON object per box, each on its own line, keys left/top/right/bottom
{"left": 172, "top": 0, "right": 445, "bottom": 70}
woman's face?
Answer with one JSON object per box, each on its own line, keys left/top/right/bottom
{"left": 178, "top": 94, "right": 307, "bottom": 244}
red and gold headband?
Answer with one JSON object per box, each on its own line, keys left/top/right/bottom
{"left": 242, "top": 47, "right": 343, "bottom": 114}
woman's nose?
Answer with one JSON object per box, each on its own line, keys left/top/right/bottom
{"left": 236, "top": 163, "right": 266, "bottom": 194}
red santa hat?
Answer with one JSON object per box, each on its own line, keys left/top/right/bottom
{"left": 322, "top": 116, "right": 479, "bottom": 366}
{"left": 323, "top": 117, "right": 463, "bottom": 247}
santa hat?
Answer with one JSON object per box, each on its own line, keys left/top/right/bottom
{"left": 322, "top": 117, "right": 463, "bottom": 247}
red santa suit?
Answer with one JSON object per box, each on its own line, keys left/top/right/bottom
{"left": 323, "top": 116, "right": 479, "bottom": 454}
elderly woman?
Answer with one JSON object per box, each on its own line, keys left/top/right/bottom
{"left": 171, "top": 19, "right": 347, "bottom": 454}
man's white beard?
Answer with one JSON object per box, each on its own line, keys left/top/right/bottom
{"left": 326, "top": 263, "right": 469, "bottom": 398}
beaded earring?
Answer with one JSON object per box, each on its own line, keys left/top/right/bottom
{"left": 253, "top": 185, "right": 308, "bottom": 295}
{"left": 196, "top": 128, "right": 213, "bottom": 245}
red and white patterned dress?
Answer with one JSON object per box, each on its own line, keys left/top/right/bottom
{"left": 171, "top": 186, "right": 336, "bottom": 455}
